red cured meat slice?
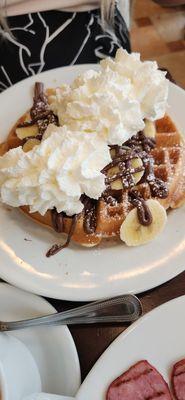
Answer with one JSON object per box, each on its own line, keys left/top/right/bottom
{"left": 106, "top": 360, "right": 172, "bottom": 400}
{"left": 172, "top": 359, "right": 185, "bottom": 400}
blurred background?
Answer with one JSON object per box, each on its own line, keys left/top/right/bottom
{"left": 130, "top": 0, "right": 185, "bottom": 88}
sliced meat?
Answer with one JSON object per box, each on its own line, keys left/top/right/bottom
{"left": 106, "top": 360, "right": 172, "bottom": 400}
{"left": 172, "top": 359, "right": 185, "bottom": 400}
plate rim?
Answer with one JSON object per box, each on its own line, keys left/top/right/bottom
{"left": 0, "top": 258, "right": 184, "bottom": 301}
{"left": 0, "top": 65, "right": 185, "bottom": 301}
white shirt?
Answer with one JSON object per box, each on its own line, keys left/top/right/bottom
{"left": 2, "top": 0, "right": 130, "bottom": 27}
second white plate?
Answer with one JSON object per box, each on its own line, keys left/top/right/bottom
{"left": 0, "top": 283, "right": 81, "bottom": 396}
{"left": 76, "top": 295, "right": 185, "bottom": 399}
{"left": 0, "top": 65, "right": 185, "bottom": 301}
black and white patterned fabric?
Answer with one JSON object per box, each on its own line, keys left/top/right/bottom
{"left": 0, "top": 7, "right": 130, "bottom": 92}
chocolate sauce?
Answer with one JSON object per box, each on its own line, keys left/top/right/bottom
{"left": 160, "top": 67, "right": 175, "bottom": 84}
{"left": 105, "top": 165, "right": 144, "bottom": 185}
{"left": 102, "top": 189, "right": 123, "bottom": 206}
{"left": 18, "top": 112, "right": 58, "bottom": 132}
{"left": 47, "top": 196, "right": 98, "bottom": 256}
{"left": 81, "top": 195, "right": 98, "bottom": 234}
{"left": 150, "top": 178, "right": 168, "bottom": 198}
{"left": 18, "top": 111, "right": 52, "bottom": 127}
{"left": 51, "top": 208, "right": 64, "bottom": 233}
{"left": 103, "top": 148, "right": 144, "bottom": 190}
{"left": 142, "top": 155, "right": 168, "bottom": 199}
{"left": 28, "top": 82, "right": 58, "bottom": 135}
{"left": 101, "top": 135, "right": 168, "bottom": 229}
{"left": 37, "top": 114, "right": 58, "bottom": 135}
{"left": 30, "top": 82, "right": 48, "bottom": 120}
{"left": 125, "top": 131, "right": 156, "bottom": 153}
{"left": 103, "top": 136, "right": 168, "bottom": 201}
{"left": 103, "top": 148, "right": 140, "bottom": 172}
{"left": 46, "top": 212, "right": 79, "bottom": 257}
{"left": 129, "top": 191, "right": 152, "bottom": 226}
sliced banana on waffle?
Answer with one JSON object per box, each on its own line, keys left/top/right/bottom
{"left": 144, "top": 120, "right": 156, "bottom": 138}
{"left": 120, "top": 199, "right": 167, "bottom": 246}
{"left": 107, "top": 156, "right": 144, "bottom": 190}
{"left": 131, "top": 157, "right": 144, "bottom": 185}
{"left": 107, "top": 166, "right": 122, "bottom": 190}
{"left": 16, "top": 125, "right": 39, "bottom": 139}
{"left": 23, "top": 138, "right": 40, "bottom": 152}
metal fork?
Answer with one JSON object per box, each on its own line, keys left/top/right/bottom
{"left": 0, "top": 294, "right": 142, "bottom": 331}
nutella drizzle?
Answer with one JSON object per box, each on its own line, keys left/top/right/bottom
{"left": 81, "top": 195, "right": 98, "bottom": 234}
{"left": 19, "top": 82, "right": 58, "bottom": 136}
{"left": 143, "top": 155, "right": 168, "bottom": 198}
{"left": 103, "top": 133, "right": 168, "bottom": 200}
{"left": 18, "top": 111, "right": 52, "bottom": 127}
{"left": 103, "top": 149, "right": 144, "bottom": 189}
{"left": 125, "top": 131, "right": 156, "bottom": 152}
{"left": 46, "top": 212, "right": 79, "bottom": 257}
{"left": 51, "top": 208, "right": 64, "bottom": 233}
{"left": 129, "top": 190, "right": 152, "bottom": 226}
{"left": 47, "top": 196, "right": 98, "bottom": 256}
{"left": 30, "top": 82, "right": 49, "bottom": 121}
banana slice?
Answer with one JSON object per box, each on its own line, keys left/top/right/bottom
{"left": 107, "top": 157, "right": 144, "bottom": 190}
{"left": 110, "top": 148, "right": 116, "bottom": 158}
{"left": 111, "top": 180, "right": 123, "bottom": 190}
{"left": 107, "top": 166, "right": 123, "bottom": 190}
{"left": 132, "top": 157, "right": 144, "bottom": 185}
{"left": 120, "top": 199, "right": 167, "bottom": 246}
{"left": 144, "top": 120, "right": 156, "bottom": 138}
{"left": 23, "top": 138, "right": 40, "bottom": 152}
{"left": 16, "top": 125, "right": 39, "bottom": 140}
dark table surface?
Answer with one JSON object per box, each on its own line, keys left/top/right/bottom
{"left": 48, "top": 270, "right": 185, "bottom": 382}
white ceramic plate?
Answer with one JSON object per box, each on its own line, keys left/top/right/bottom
{"left": 0, "top": 65, "right": 185, "bottom": 301}
{"left": 0, "top": 283, "right": 81, "bottom": 396}
{"left": 76, "top": 295, "right": 185, "bottom": 399}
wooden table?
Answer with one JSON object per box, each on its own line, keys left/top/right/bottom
{"left": 48, "top": 270, "right": 185, "bottom": 381}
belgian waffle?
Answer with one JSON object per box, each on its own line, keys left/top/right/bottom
{"left": 0, "top": 84, "right": 185, "bottom": 255}
{"left": 154, "top": 116, "right": 185, "bottom": 209}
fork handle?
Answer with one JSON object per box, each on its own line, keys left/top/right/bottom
{"left": 0, "top": 295, "right": 142, "bottom": 331}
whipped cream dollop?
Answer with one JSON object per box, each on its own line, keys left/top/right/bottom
{"left": 0, "top": 125, "right": 111, "bottom": 216}
{"left": 49, "top": 49, "right": 169, "bottom": 146}
{"left": 101, "top": 49, "right": 169, "bottom": 121}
